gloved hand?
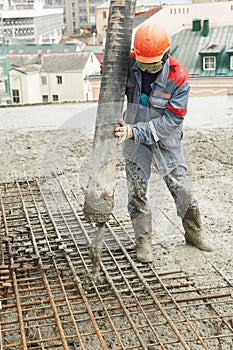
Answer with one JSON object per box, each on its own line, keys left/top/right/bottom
{"left": 114, "top": 118, "right": 134, "bottom": 145}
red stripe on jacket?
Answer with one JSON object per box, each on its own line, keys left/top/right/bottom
{"left": 167, "top": 103, "right": 187, "bottom": 117}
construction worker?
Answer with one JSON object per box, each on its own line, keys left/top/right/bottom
{"left": 114, "top": 20, "right": 213, "bottom": 263}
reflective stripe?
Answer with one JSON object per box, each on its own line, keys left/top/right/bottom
{"left": 152, "top": 90, "right": 171, "bottom": 99}
{"left": 149, "top": 120, "right": 159, "bottom": 142}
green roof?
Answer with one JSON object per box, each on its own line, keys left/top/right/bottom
{"left": 171, "top": 25, "right": 233, "bottom": 78}
{"left": 199, "top": 43, "right": 225, "bottom": 54}
{"left": 83, "top": 45, "right": 105, "bottom": 53}
{"left": 6, "top": 43, "right": 80, "bottom": 54}
{"left": 85, "top": 73, "right": 102, "bottom": 80}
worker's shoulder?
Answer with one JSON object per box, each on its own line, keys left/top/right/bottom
{"left": 168, "top": 56, "right": 189, "bottom": 87}
{"left": 129, "top": 53, "right": 136, "bottom": 66}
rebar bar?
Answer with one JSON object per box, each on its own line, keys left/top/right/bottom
{"left": 0, "top": 177, "right": 232, "bottom": 350}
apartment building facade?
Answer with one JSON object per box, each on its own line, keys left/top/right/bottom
{"left": 44, "top": 0, "right": 104, "bottom": 34}
{"left": 0, "top": 0, "right": 64, "bottom": 44}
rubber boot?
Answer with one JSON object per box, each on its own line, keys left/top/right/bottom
{"left": 132, "top": 213, "right": 154, "bottom": 263}
{"left": 182, "top": 208, "right": 213, "bottom": 252}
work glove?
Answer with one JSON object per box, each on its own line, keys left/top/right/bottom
{"left": 115, "top": 118, "right": 134, "bottom": 145}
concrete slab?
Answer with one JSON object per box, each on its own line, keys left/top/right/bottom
{"left": 0, "top": 95, "right": 233, "bottom": 132}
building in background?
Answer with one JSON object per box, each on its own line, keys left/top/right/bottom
{"left": 43, "top": 0, "right": 104, "bottom": 35}
{"left": 8, "top": 51, "right": 101, "bottom": 104}
{"left": 140, "top": 0, "right": 233, "bottom": 36}
{"left": 96, "top": 0, "right": 194, "bottom": 44}
{"left": 63, "top": 0, "right": 104, "bottom": 35}
{"left": 0, "top": 13, "right": 11, "bottom": 105}
{"left": 96, "top": 0, "right": 233, "bottom": 44}
{"left": 171, "top": 20, "right": 233, "bottom": 96}
{"left": 0, "top": 0, "right": 64, "bottom": 44}
{"left": 44, "top": 0, "right": 64, "bottom": 7}
{"left": 1, "top": 0, "right": 232, "bottom": 106}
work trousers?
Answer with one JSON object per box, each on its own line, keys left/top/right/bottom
{"left": 125, "top": 147, "right": 198, "bottom": 220}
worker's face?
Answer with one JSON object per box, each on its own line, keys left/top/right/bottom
{"left": 136, "top": 60, "right": 163, "bottom": 74}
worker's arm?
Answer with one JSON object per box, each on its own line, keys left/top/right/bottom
{"left": 133, "top": 80, "right": 190, "bottom": 148}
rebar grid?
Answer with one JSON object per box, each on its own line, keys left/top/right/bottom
{"left": 0, "top": 177, "right": 233, "bottom": 350}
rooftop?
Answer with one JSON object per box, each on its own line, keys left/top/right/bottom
{"left": 6, "top": 44, "right": 82, "bottom": 55}
{"left": 97, "top": 0, "right": 192, "bottom": 9}
{"left": 8, "top": 51, "right": 93, "bottom": 73}
{"left": 171, "top": 24, "right": 233, "bottom": 78}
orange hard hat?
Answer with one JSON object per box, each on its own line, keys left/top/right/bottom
{"left": 134, "top": 20, "right": 171, "bottom": 63}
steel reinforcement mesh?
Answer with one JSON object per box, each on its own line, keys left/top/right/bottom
{"left": 0, "top": 177, "right": 233, "bottom": 350}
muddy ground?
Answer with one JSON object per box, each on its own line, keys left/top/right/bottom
{"left": 0, "top": 100, "right": 233, "bottom": 349}
{"left": 1, "top": 121, "right": 232, "bottom": 269}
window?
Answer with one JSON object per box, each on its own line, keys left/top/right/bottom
{"left": 230, "top": 56, "right": 233, "bottom": 70}
{"left": 103, "top": 11, "right": 107, "bottom": 19}
{"left": 41, "top": 76, "right": 47, "bottom": 85}
{"left": 12, "top": 89, "right": 20, "bottom": 104}
{"left": 56, "top": 75, "right": 63, "bottom": 84}
{"left": 52, "top": 95, "right": 59, "bottom": 102}
{"left": 42, "top": 95, "right": 49, "bottom": 103}
{"left": 203, "top": 56, "right": 216, "bottom": 71}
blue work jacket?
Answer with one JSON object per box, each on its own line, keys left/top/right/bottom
{"left": 123, "top": 55, "right": 190, "bottom": 174}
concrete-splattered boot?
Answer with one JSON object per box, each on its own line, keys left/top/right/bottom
{"left": 182, "top": 208, "right": 213, "bottom": 252}
{"left": 132, "top": 213, "right": 154, "bottom": 263}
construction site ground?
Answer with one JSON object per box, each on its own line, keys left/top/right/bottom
{"left": 0, "top": 95, "right": 233, "bottom": 349}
